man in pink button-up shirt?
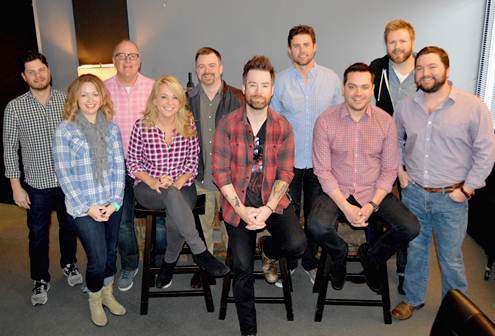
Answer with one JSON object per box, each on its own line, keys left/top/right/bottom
{"left": 308, "top": 63, "right": 418, "bottom": 293}
{"left": 104, "top": 40, "right": 155, "bottom": 291}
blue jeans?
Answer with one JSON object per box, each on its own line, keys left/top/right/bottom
{"left": 119, "top": 175, "right": 167, "bottom": 270}
{"left": 289, "top": 168, "right": 323, "bottom": 270}
{"left": 402, "top": 183, "right": 469, "bottom": 306}
{"left": 26, "top": 185, "right": 78, "bottom": 282}
{"left": 74, "top": 209, "right": 122, "bottom": 292}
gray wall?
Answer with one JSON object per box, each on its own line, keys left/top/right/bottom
{"left": 35, "top": 0, "right": 485, "bottom": 93}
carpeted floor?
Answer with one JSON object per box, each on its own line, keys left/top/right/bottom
{"left": 0, "top": 203, "right": 494, "bottom": 336}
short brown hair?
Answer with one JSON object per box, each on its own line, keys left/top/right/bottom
{"left": 384, "top": 19, "right": 415, "bottom": 43}
{"left": 288, "top": 25, "right": 316, "bottom": 47}
{"left": 343, "top": 63, "right": 375, "bottom": 84}
{"left": 242, "top": 56, "right": 275, "bottom": 84}
{"left": 195, "top": 47, "right": 222, "bottom": 63}
{"left": 415, "top": 46, "right": 450, "bottom": 69}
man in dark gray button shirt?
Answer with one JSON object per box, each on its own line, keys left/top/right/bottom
{"left": 188, "top": 47, "right": 244, "bottom": 287}
{"left": 392, "top": 46, "right": 495, "bottom": 320}
{"left": 3, "top": 51, "right": 82, "bottom": 306}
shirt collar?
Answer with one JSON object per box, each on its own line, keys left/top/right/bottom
{"left": 291, "top": 62, "right": 318, "bottom": 80}
{"left": 339, "top": 102, "right": 372, "bottom": 120}
{"left": 414, "top": 80, "right": 455, "bottom": 107}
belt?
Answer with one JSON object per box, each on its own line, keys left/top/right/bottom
{"left": 415, "top": 181, "right": 464, "bottom": 193}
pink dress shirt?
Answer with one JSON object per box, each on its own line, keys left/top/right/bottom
{"left": 104, "top": 73, "right": 154, "bottom": 157}
{"left": 312, "top": 103, "right": 399, "bottom": 205}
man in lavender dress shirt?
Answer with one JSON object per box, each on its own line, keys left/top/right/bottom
{"left": 308, "top": 63, "right": 419, "bottom": 292}
{"left": 392, "top": 46, "right": 495, "bottom": 320}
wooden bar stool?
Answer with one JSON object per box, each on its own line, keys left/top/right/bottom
{"left": 218, "top": 233, "right": 294, "bottom": 321}
{"left": 312, "top": 220, "right": 392, "bottom": 324}
{"left": 136, "top": 194, "right": 215, "bottom": 315}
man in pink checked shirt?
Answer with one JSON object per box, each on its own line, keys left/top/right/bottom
{"left": 104, "top": 40, "right": 157, "bottom": 291}
{"left": 307, "top": 63, "right": 419, "bottom": 293}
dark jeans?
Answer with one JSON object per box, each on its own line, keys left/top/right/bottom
{"left": 74, "top": 209, "right": 122, "bottom": 292}
{"left": 308, "top": 193, "right": 419, "bottom": 265}
{"left": 226, "top": 204, "right": 307, "bottom": 335}
{"left": 26, "top": 185, "right": 78, "bottom": 282}
{"left": 119, "top": 175, "right": 167, "bottom": 270}
{"left": 288, "top": 168, "right": 323, "bottom": 270}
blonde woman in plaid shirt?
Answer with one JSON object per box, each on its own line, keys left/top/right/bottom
{"left": 53, "top": 74, "right": 126, "bottom": 326}
{"left": 127, "top": 75, "right": 229, "bottom": 289}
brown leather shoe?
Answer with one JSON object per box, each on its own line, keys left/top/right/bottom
{"left": 391, "top": 301, "right": 424, "bottom": 320}
{"left": 259, "top": 236, "right": 278, "bottom": 284}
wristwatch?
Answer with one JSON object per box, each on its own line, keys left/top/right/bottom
{"left": 368, "top": 201, "right": 379, "bottom": 213}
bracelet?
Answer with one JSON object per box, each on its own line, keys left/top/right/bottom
{"left": 265, "top": 204, "right": 275, "bottom": 213}
{"left": 459, "top": 187, "right": 473, "bottom": 199}
{"left": 368, "top": 201, "right": 379, "bottom": 213}
{"left": 111, "top": 202, "right": 121, "bottom": 212}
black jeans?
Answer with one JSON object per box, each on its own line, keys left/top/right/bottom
{"left": 26, "top": 185, "right": 78, "bottom": 282}
{"left": 288, "top": 168, "right": 323, "bottom": 270}
{"left": 226, "top": 204, "right": 306, "bottom": 335}
{"left": 308, "top": 193, "right": 419, "bottom": 265}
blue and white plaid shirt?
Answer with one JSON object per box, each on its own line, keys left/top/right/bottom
{"left": 53, "top": 120, "right": 125, "bottom": 218}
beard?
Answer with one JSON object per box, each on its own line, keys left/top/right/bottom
{"left": 389, "top": 47, "right": 413, "bottom": 64}
{"left": 417, "top": 72, "right": 447, "bottom": 93}
{"left": 246, "top": 95, "right": 269, "bottom": 110}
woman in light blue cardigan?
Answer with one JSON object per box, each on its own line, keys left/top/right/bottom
{"left": 53, "top": 74, "right": 125, "bottom": 327}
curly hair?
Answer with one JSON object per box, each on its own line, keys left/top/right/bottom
{"left": 63, "top": 74, "right": 113, "bottom": 121}
{"left": 142, "top": 75, "right": 196, "bottom": 138}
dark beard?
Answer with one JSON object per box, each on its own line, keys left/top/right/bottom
{"left": 246, "top": 96, "right": 269, "bottom": 110}
{"left": 389, "top": 48, "right": 413, "bottom": 64}
{"left": 417, "top": 74, "right": 447, "bottom": 93}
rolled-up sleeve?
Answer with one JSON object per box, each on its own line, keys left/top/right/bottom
{"left": 126, "top": 120, "right": 144, "bottom": 178}
{"left": 212, "top": 117, "right": 232, "bottom": 188}
{"left": 181, "top": 122, "right": 200, "bottom": 180}
{"left": 3, "top": 102, "right": 21, "bottom": 179}
{"left": 276, "top": 121, "right": 294, "bottom": 184}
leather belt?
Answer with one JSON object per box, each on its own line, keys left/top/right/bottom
{"left": 415, "top": 181, "right": 464, "bottom": 193}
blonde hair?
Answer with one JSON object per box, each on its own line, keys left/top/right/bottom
{"left": 142, "top": 75, "right": 196, "bottom": 138}
{"left": 63, "top": 74, "right": 113, "bottom": 121}
{"left": 384, "top": 19, "right": 415, "bottom": 43}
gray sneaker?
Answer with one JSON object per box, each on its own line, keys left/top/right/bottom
{"left": 63, "top": 263, "right": 83, "bottom": 287}
{"left": 118, "top": 268, "right": 139, "bottom": 291}
{"left": 31, "top": 280, "right": 50, "bottom": 306}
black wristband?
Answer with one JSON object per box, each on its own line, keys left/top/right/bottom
{"left": 368, "top": 201, "right": 379, "bottom": 212}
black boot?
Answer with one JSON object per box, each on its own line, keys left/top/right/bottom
{"left": 358, "top": 243, "right": 382, "bottom": 293}
{"left": 194, "top": 250, "right": 230, "bottom": 277}
{"left": 156, "top": 260, "right": 176, "bottom": 288}
{"left": 397, "top": 275, "right": 405, "bottom": 295}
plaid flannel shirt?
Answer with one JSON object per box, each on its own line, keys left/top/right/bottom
{"left": 53, "top": 121, "right": 125, "bottom": 218}
{"left": 126, "top": 118, "right": 199, "bottom": 186}
{"left": 212, "top": 106, "right": 294, "bottom": 226}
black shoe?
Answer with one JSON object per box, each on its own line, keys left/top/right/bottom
{"left": 358, "top": 243, "right": 382, "bottom": 293}
{"left": 397, "top": 275, "right": 405, "bottom": 295}
{"left": 194, "top": 250, "right": 230, "bottom": 277}
{"left": 190, "top": 271, "right": 217, "bottom": 289}
{"left": 348, "top": 270, "right": 367, "bottom": 284}
{"left": 156, "top": 261, "right": 176, "bottom": 288}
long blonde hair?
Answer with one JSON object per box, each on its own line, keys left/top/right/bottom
{"left": 142, "top": 75, "right": 196, "bottom": 137}
{"left": 63, "top": 74, "right": 113, "bottom": 121}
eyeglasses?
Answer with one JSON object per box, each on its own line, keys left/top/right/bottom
{"left": 114, "top": 53, "right": 140, "bottom": 61}
{"left": 253, "top": 136, "right": 263, "bottom": 162}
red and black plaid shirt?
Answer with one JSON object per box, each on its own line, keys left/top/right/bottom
{"left": 127, "top": 118, "right": 199, "bottom": 186}
{"left": 212, "top": 106, "right": 294, "bottom": 226}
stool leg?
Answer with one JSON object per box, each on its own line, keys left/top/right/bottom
{"left": 219, "top": 248, "right": 232, "bottom": 320}
{"left": 314, "top": 250, "right": 332, "bottom": 322}
{"left": 199, "top": 268, "right": 214, "bottom": 312}
{"left": 313, "top": 249, "right": 327, "bottom": 293}
{"left": 380, "top": 262, "right": 392, "bottom": 324}
{"left": 140, "top": 214, "right": 153, "bottom": 315}
{"left": 279, "top": 257, "right": 294, "bottom": 321}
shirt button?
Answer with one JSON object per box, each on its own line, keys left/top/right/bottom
{"left": 428, "top": 121, "right": 432, "bottom": 125}
{"left": 425, "top": 154, "right": 429, "bottom": 158}
{"left": 208, "top": 116, "right": 212, "bottom": 119}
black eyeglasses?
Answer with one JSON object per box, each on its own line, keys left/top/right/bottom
{"left": 253, "top": 136, "right": 263, "bottom": 162}
{"left": 114, "top": 53, "right": 140, "bottom": 61}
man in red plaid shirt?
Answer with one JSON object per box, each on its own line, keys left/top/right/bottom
{"left": 212, "top": 56, "right": 306, "bottom": 336}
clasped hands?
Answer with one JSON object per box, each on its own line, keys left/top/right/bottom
{"left": 239, "top": 205, "right": 273, "bottom": 231}
{"left": 88, "top": 204, "right": 116, "bottom": 222}
{"left": 147, "top": 175, "right": 174, "bottom": 193}
{"left": 342, "top": 202, "right": 374, "bottom": 228}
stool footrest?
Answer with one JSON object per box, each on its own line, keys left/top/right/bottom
{"left": 323, "top": 298, "right": 386, "bottom": 306}
{"left": 148, "top": 290, "right": 207, "bottom": 298}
